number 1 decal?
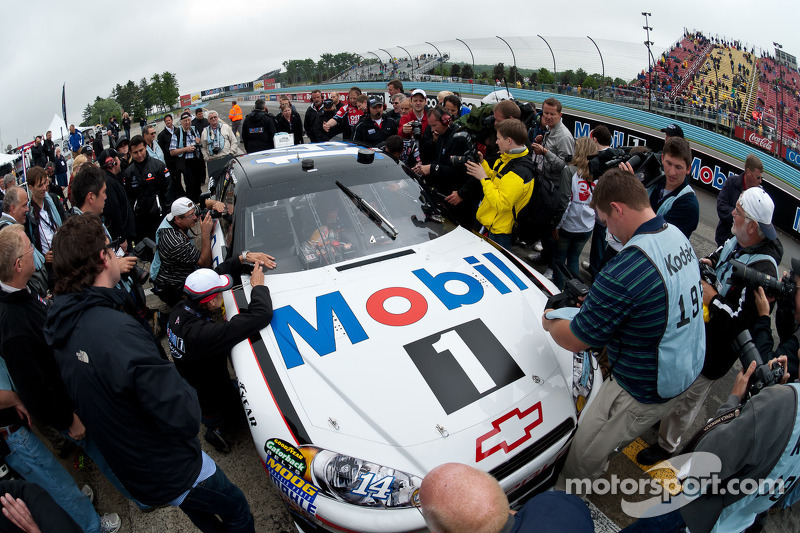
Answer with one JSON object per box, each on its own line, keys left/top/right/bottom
{"left": 404, "top": 319, "right": 524, "bottom": 414}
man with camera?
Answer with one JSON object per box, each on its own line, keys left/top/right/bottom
{"left": 44, "top": 214, "right": 257, "bottom": 530}
{"left": 465, "top": 118, "right": 534, "bottom": 249}
{"left": 545, "top": 168, "right": 704, "bottom": 492}
{"left": 123, "top": 135, "right": 173, "bottom": 243}
{"left": 201, "top": 110, "right": 240, "bottom": 182}
{"left": 170, "top": 112, "right": 205, "bottom": 204}
{"left": 352, "top": 97, "right": 398, "bottom": 147}
{"left": 167, "top": 265, "right": 272, "bottom": 454}
{"left": 637, "top": 186, "right": 783, "bottom": 466}
{"left": 398, "top": 89, "right": 429, "bottom": 139}
{"left": 414, "top": 107, "right": 483, "bottom": 229}
{"left": 152, "top": 198, "right": 275, "bottom": 307}
{"left": 527, "top": 98, "right": 574, "bottom": 275}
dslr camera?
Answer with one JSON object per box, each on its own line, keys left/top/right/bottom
{"left": 123, "top": 238, "right": 156, "bottom": 285}
{"left": 729, "top": 260, "right": 797, "bottom": 307}
{"left": 409, "top": 121, "right": 422, "bottom": 140}
{"left": 449, "top": 131, "right": 480, "bottom": 168}
{"left": 732, "top": 330, "right": 785, "bottom": 396}
{"left": 545, "top": 265, "right": 590, "bottom": 310}
{"left": 588, "top": 147, "right": 664, "bottom": 188}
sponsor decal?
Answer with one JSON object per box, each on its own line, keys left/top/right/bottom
{"left": 239, "top": 381, "right": 257, "bottom": 427}
{"left": 476, "top": 401, "right": 544, "bottom": 462}
{"left": 266, "top": 456, "right": 318, "bottom": 517}
{"left": 265, "top": 438, "right": 306, "bottom": 476}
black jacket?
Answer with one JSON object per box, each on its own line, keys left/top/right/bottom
{"left": 192, "top": 117, "right": 209, "bottom": 138}
{"left": 168, "top": 285, "right": 273, "bottom": 416}
{"left": 103, "top": 169, "right": 135, "bottom": 243}
{"left": 121, "top": 153, "right": 173, "bottom": 221}
{"left": 30, "top": 143, "right": 47, "bottom": 168}
{"left": 26, "top": 193, "right": 66, "bottom": 256}
{"left": 92, "top": 136, "right": 104, "bottom": 157}
{"left": 42, "top": 139, "right": 55, "bottom": 163}
{"left": 241, "top": 109, "right": 277, "bottom": 153}
{"left": 714, "top": 173, "right": 744, "bottom": 246}
{"left": 0, "top": 288, "right": 74, "bottom": 430}
{"left": 275, "top": 113, "right": 304, "bottom": 145}
{"left": 312, "top": 109, "right": 339, "bottom": 142}
{"left": 157, "top": 127, "right": 176, "bottom": 166}
{"left": 43, "top": 286, "right": 202, "bottom": 506}
{"left": 352, "top": 114, "right": 398, "bottom": 146}
{"left": 305, "top": 103, "right": 324, "bottom": 143}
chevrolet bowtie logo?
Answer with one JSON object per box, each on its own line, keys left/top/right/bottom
{"left": 476, "top": 401, "right": 543, "bottom": 462}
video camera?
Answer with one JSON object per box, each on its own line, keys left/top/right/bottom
{"left": 729, "top": 260, "right": 796, "bottom": 306}
{"left": 732, "top": 330, "right": 785, "bottom": 397}
{"left": 124, "top": 238, "right": 156, "bottom": 285}
{"left": 545, "top": 264, "right": 590, "bottom": 310}
{"left": 449, "top": 131, "right": 480, "bottom": 168}
{"left": 588, "top": 147, "right": 664, "bottom": 189}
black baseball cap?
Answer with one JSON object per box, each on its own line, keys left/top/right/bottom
{"left": 98, "top": 149, "right": 119, "bottom": 169}
{"left": 116, "top": 137, "right": 129, "bottom": 149}
{"left": 661, "top": 124, "right": 684, "bottom": 138}
{"left": 323, "top": 98, "right": 334, "bottom": 108}
{"left": 368, "top": 97, "right": 383, "bottom": 108}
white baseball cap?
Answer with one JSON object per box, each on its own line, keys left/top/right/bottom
{"left": 184, "top": 269, "right": 233, "bottom": 303}
{"left": 411, "top": 89, "right": 427, "bottom": 98}
{"left": 739, "top": 187, "right": 777, "bottom": 240}
{"left": 167, "top": 197, "right": 195, "bottom": 222}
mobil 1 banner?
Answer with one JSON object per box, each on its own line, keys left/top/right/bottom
{"left": 561, "top": 114, "right": 800, "bottom": 238}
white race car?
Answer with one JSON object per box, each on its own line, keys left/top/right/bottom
{"left": 209, "top": 142, "right": 602, "bottom": 533}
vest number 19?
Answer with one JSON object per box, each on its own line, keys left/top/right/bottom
{"left": 677, "top": 282, "right": 702, "bottom": 328}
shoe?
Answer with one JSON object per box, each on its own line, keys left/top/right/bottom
{"left": 527, "top": 252, "right": 548, "bottom": 265}
{"left": 100, "top": 513, "right": 121, "bottom": 533}
{"left": 636, "top": 443, "right": 671, "bottom": 465}
{"left": 81, "top": 484, "right": 94, "bottom": 504}
{"left": 581, "top": 260, "right": 591, "bottom": 271}
{"left": 533, "top": 241, "right": 543, "bottom": 252}
{"left": 204, "top": 428, "right": 231, "bottom": 454}
{"left": 543, "top": 268, "right": 553, "bottom": 281}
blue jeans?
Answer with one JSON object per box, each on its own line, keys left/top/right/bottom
{"left": 487, "top": 232, "right": 512, "bottom": 249}
{"left": 619, "top": 509, "right": 686, "bottom": 532}
{"left": 552, "top": 229, "right": 592, "bottom": 290}
{"left": 588, "top": 221, "right": 606, "bottom": 279}
{"left": 5, "top": 426, "right": 101, "bottom": 533}
{"left": 179, "top": 465, "right": 254, "bottom": 533}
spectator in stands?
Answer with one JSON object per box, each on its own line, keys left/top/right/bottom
{"left": 241, "top": 99, "right": 277, "bottom": 153}
{"left": 122, "top": 135, "right": 172, "bottom": 242}
{"left": 466, "top": 118, "right": 534, "bottom": 249}
{"left": 647, "top": 137, "right": 699, "bottom": 238}
{"left": 399, "top": 89, "right": 429, "bottom": 139}
{"left": 305, "top": 90, "right": 324, "bottom": 143}
{"left": 353, "top": 97, "right": 398, "bottom": 147}
{"left": 552, "top": 137, "right": 598, "bottom": 289}
{"left": 44, "top": 214, "right": 256, "bottom": 531}
{"left": 275, "top": 102, "right": 304, "bottom": 146}
{"left": 715, "top": 153, "right": 764, "bottom": 245}
{"left": 228, "top": 100, "right": 244, "bottom": 140}
{"left": 420, "top": 463, "right": 593, "bottom": 533}
{"left": 527, "top": 98, "right": 575, "bottom": 279}
{"left": 387, "top": 79, "right": 404, "bottom": 97}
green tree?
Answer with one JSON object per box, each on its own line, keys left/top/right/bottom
{"left": 561, "top": 69, "right": 575, "bottom": 85}
{"left": 582, "top": 76, "right": 599, "bottom": 89}
{"left": 537, "top": 68, "right": 554, "bottom": 85}
{"left": 89, "top": 98, "right": 122, "bottom": 126}
{"left": 139, "top": 77, "right": 154, "bottom": 115}
{"left": 613, "top": 77, "right": 628, "bottom": 86}
{"left": 492, "top": 62, "right": 506, "bottom": 81}
{"left": 81, "top": 104, "right": 93, "bottom": 125}
{"left": 574, "top": 68, "right": 588, "bottom": 86}
{"left": 461, "top": 64, "right": 474, "bottom": 80}
{"left": 160, "top": 71, "right": 180, "bottom": 109}
{"left": 450, "top": 63, "right": 461, "bottom": 77}
{"left": 508, "top": 65, "right": 519, "bottom": 84}
{"left": 149, "top": 74, "right": 163, "bottom": 111}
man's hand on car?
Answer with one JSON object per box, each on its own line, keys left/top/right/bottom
{"left": 200, "top": 211, "right": 214, "bottom": 235}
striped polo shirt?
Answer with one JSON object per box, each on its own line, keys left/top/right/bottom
{"left": 570, "top": 216, "right": 670, "bottom": 404}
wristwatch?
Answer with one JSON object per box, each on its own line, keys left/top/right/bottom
{"left": 241, "top": 250, "right": 250, "bottom": 262}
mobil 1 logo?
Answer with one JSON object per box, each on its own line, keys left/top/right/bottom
{"left": 404, "top": 319, "right": 524, "bottom": 415}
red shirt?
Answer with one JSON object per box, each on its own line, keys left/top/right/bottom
{"left": 397, "top": 111, "right": 428, "bottom": 139}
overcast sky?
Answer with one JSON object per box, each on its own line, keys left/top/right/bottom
{"left": 1, "top": 0, "right": 796, "bottom": 149}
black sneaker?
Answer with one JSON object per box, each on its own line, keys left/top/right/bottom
{"left": 636, "top": 443, "right": 671, "bottom": 465}
{"left": 204, "top": 428, "right": 231, "bottom": 454}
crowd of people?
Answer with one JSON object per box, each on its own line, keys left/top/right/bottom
{"left": 2, "top": 75, "right": 799, "bottom": 533}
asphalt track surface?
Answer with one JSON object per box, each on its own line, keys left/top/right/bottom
{"left": 62, "top": 98, "right": 800, "bottom": 532}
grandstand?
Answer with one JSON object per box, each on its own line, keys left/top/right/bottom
{"left": 755, "top": 56, "right": 800, "bottom": 140}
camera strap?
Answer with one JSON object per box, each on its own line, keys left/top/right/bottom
{"left": 679, "top": 405, "right": 741, "bottom": 454}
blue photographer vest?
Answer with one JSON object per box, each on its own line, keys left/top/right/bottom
{"left": 711, "top": 383, "right": 800, "bottom": 533}
{"left": 714, "top": 236, "right": 778, "bottom": 297}
{"left": 622, "top": 224, "right": 704, "bottom": 398}
{"left": 656, "top": 184, "right": 695, "bottom": 217}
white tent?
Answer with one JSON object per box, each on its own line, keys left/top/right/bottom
{"left": 0, "top": 153, "right": 21, "bottom": 166}
{"left": 45, "top": 114, "right": 70, "bottom": 141}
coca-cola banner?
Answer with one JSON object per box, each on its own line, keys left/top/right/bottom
{"left": 734, "top": 126, "right": 787, "bottom": 158}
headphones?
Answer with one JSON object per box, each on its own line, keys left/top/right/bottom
{"left": 440, "top": 112, "right": 452, "bottom": 127}
{"left": 103, "top": 156, "right": 116, "bottom": 169}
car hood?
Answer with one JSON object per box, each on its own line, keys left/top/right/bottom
{"left": 235, "top": 230, "right": 573, "bottom": 453}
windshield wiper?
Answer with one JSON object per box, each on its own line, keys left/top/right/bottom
{"left": 335, "top": 181, "right": 398, "bottom": 240}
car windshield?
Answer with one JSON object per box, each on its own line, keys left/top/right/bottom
{"left": 242, "top": 172, "right": 453, "bottom": 273}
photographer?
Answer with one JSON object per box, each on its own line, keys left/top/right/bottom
{"left": 621, "top": 356, "right": 795, "bottom": 533}
{"left": 200, "top": 110, "right": 240, "bottom": 182}
{"left": 637, "top": 187, "right": 783, "bottom": 466}
{"left": 169, "top": 112, "right": 204, "bottom": 204}
{"left": 465, "top": 118, "right": 534, "bottom": 249}
{"left": 398, "top": 89, "right": 429, "bottom": 139}
{"left": 414, "top": 107, "right": 483, "bottom": 229}
{"left": 752, "top": 258, "right": 800, "bottom": 379}
{"left": 168, "top": 266, "right": 272, "bottom": 454}
{"left": 151, "top": 198, "right": 275, "bottom": 307}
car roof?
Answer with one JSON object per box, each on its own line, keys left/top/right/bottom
{"left": 233, "top": 142, "right": 399, "bottom": 189}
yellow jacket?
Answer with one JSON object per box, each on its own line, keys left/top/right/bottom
{"left": 229, "top": 104, "right": 243, "bottom": 122}
{"left": 476, "top": 149, "right": 535, "bottom": 235}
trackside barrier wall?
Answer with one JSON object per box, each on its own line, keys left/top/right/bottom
{"left": 221, "top": 82, "right": 800, "bottom": 239}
